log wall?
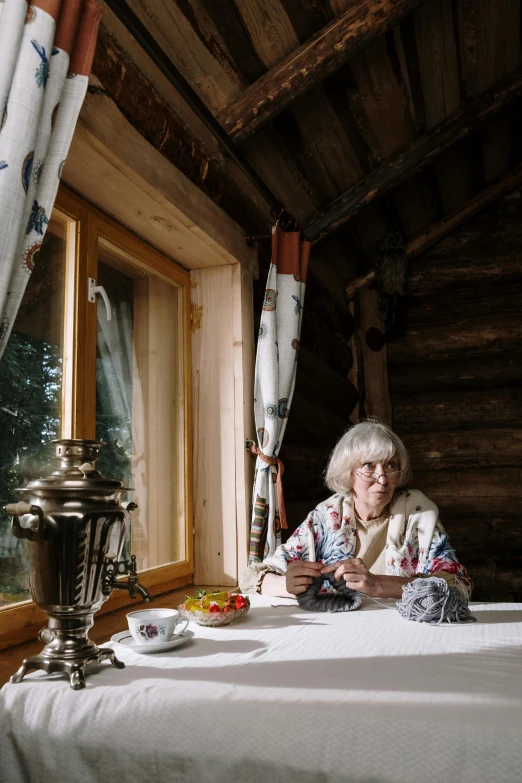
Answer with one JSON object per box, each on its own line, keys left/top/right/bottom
{"left": 388, "top": 188, "right": 522, "bottom": 601}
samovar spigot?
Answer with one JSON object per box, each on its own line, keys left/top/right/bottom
{"left": 103, "top": 554, "right": 153, "bottom": 602}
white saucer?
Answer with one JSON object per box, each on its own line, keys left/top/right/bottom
{"left": 110, "top": 629, "right": 195, "bottom": 654}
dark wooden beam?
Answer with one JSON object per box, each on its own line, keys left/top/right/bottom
{"left": 91, "top": 24, "right": 267, "bottom": 233}
{"left": 216, "top": 0, "right": 426, "bottom": 143}
{"left": 346, "top": 269, "right": 377, "bottom": 300}
{"left": 345, "top": 162, "right": 522, "bottom": 298}
{"left": 307, "top": 68, "right": 522, "bottom": 243}
{"left": 405, "top": 163, "right": 522, "bottom": 257}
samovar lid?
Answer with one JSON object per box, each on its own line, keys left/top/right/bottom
{"left": 17, "top": 439, "right": 130, "bottom": 493}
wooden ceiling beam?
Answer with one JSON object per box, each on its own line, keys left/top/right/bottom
{"left": 345, "top": 162, "right": 522, "bottom": 299}
{"left": 91, "top": 24, "right": 268, "bottom": 233}
{"left": 217, "top": 0, "right": 426, "bottom": 143}
{"left": 405, "top": 164, "right": 522, "bottom": 258}
{"left": 307, "top": 67, "right": 522, "bottom": 243}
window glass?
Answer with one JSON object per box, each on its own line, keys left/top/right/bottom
{"left": 0, "top": 192, "right": 192, "bottom": 636}
{"left": 0, "top": 224, "right": 66, "bottom": 607}
{"left": 95, "top": 244, "right": 186, "bottom": 572}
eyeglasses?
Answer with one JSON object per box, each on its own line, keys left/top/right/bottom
{"left": 355, "top": 466, "right": 403, "bottom": 484}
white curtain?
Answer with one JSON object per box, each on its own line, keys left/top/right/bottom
{"left": 249, "top": 227, "right": 311, "bottom": 563}
{"left": 0, "top": 0, "right": 101, "bottom": 357}
{"left": 97, "top": 298, "right": 133, "bottom": 457}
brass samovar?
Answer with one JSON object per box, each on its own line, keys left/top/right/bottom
{"left": 5, "top": 439, "right": 151, "bottom": 690}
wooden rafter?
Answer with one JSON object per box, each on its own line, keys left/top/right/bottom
{"left": 307, "top": 67, "right": 522, "bottom": 243}
{"left": 216, "top": 0, "right": 426, "bottom": 143}
{"left": 91, "top": 25, "right": 268, "bottom": 232}
{"left": 345, "top": 163, "right": 522, "bottom": 298}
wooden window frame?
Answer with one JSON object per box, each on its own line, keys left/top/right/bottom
{"left": 0, "top": 186, "right": 193, "bottom": 648}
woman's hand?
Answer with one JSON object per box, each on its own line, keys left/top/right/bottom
{"left": 285, "top": 560, "right": 324, "bottom": 595}
{"left": 321, "top": 558, "right": 382, "bottom": 597}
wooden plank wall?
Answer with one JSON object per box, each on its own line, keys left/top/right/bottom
{"left": 388, "top": 188, "right": 522, "bottom": 601}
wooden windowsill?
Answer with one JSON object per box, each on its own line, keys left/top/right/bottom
{"left": 0, "top": 565, "right": 194, "bottom": 651}
{"left": 0, "top": 584, "right": 234, "bottom": 688}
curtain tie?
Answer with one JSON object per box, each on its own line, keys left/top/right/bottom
{"left": 249, "top": 444, "right": 288, "bottom": 529}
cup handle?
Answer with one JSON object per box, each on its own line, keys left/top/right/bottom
{"left": 174, "top": 616, "right": 189, "bottom": 636}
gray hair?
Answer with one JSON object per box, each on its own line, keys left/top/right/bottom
{"left": 325, "top": 419, "right": 411, "bottom": 494}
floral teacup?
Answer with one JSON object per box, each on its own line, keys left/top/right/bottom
{"left": 126, "top": 608, "right": 189, "bottom": 645}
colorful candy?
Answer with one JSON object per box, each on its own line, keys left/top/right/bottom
{"left": 180, "top": 590, "right": 250, "bottom": 615}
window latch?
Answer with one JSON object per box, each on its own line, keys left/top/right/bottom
{"left": 88, "top": 278, "right": 112, "bottom": 321}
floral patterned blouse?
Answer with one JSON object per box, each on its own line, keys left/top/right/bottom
{"left": 262, "top": 488, "right": 472, "bottom": 599}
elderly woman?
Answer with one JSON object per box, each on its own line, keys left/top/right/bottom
{"left": 240, "top": 420, "right": 471, "bottom": 602}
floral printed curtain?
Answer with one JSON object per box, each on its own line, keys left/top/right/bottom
{"left": 249, "top": 227, "right": 311, "bottom": 563}
{"left": 0, "top": 0, "right": 101, "bottom": 357}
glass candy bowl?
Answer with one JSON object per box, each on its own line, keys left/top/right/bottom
{"left": 179, "top": 591, "right": 250, "bottom": 627}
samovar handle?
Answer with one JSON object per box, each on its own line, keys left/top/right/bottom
{"left": 5, "top": 502, "right": 45, "bottom": 540}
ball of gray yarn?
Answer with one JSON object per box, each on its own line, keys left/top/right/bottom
{"left": 397, "top": 576, "right": 475, "bottom": 624}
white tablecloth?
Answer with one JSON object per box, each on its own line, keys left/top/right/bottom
{"left": 1, "top": 596, "right": 522, "bottom": 783}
